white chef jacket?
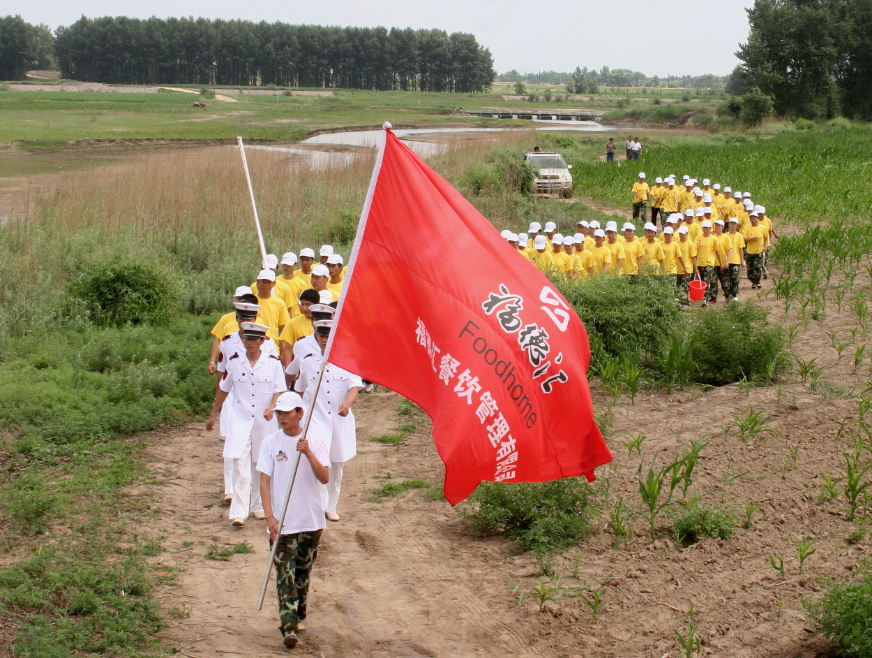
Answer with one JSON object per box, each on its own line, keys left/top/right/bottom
{"left": 219, "top": 349, "right": 286, "bottom": 460}
{"left": 294, "top": 352, "right": 363, "bottom": 463}
{"left": 217, "top": 331, "right": 277, "bottom": 438}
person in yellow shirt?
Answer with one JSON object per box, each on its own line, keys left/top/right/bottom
{"left": 561, "top": 238, "right": 577, "bottom": 271}
{"left": 676, "top": 225, "right": 697, "bottom": 305}
{"left": 713, "top": 220, "right": 734, "bottom": 302}
{"left": 743, "top": 214, "right": 766, "bottom": 289}
{"left": 209, "top": 286, "right": 259, "bottom": 374}
{"left": 588, "top": 229, "right": 612, "bottom": 274}
{"left": 518, "top": 232, "right": 534, "bottom": 259}
{"left": 318, "top": 245, "right": 333, "bottom": 265}
{"left": 679, "top": 179, "right": 696, "bottom": 212}
{"left": 736, "top": 200, "right": 753, "bottom": 229}
{"left": 690, "top": 188, "right": 705, "bottom": 214}
{"left": 649, "top": 177, "right": 665, "bottom": 227}
{"left": 309, "top": 264, "right": 340, "bottom": 302}
{"left": 326, "top": 254, "right": 345, "bottom": 294}
{"left": 712, "top": 184, "right": 727, "bottom": 217}
{"left": 550, "top": 235, "right": 571, "bottom": 273}
{"left": 640, "top": 222, "right": 665, "bottom": 275}
{"left": 701, "top": 178, "right": 713, "bottom": 199}
{"left": 660, "top": 179, "right": 678, "bottom": 217}
{"left": 296, "top": 248, "right": 316, "bottom": 287}
{"left": 703, "top": 194, "right": 720, "bottom": 220}
{"left": 683, "top": 210, "right": 702, "bottom": 243}
{"left": 695, "top": 220, "right": 719, "bottom": 304}
{"left": 729, "top": 191, "right": 744, "bottom": 219}
{"left": 527, "top": 222, "right": 542, "bottom": 249}
{"left": 755, "top": 205, "right": 778, "bottom": 280}
{"left": 661, "top": 227, "right": 681, "bottom": 278}
{"left": 252, "top": 269, "right": 291, "bottom": 337}
{"left": 694, "top": 206, "right": 707, "bottom": 226}
{"left": 277, "top": 253, "right": 308, "bottom": 319}
{"left": 570, "top": 237, "right": 595, "bottom": 280}
{"left": 279, "top": 289, "right": 319, "bottom": 367}
{"left": 726, "top": 218, "right": 746, "bottom": 300}
{"left": 632, "top": 172, "right": 650, "bottom": 223}
{"left": 605, "top": 222, "right": 626, "bottom": 274}
{"left": 584, "top": 221, "right": 598, "bottom": 250}
{"left": 251, "top": 254, "right": 294, "bottom": 313}
{"left": 531, "top": 235, "right": 555, "bottom": 273}
{"left": 620, "top": 222, "right": 644, "bottom": 277}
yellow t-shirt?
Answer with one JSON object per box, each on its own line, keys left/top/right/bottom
{"left": 735, "top": 209, "right": 750, "bottom": 229}
{"left": 584, "top": 236, "right": 596, "bottom": 251}
{"left": 715, "top": 233, "right": 733, "bottom": 267}
{"left": 727, "top": 232, "right": 746, "bottom": 265}
{"left": 295, "top": 270, "right": 313, "bottom": 288}
{"left": 531, "top": 250, "right": 555, "bottom": 273}
{"left": 605, "top": 241, "right": 626, "bottom": 274}
{"left": 278, "top": 314, "right": 314, "bottom": 347}
{"left": 684, "top": 222, "right": 702, "bottom": 243}
{"left": 713, "top": 193, "right": 729, "bottom": 216}
{"left": 743, "top": 225, "right": 765, "bottom": 254}
{"left": 640, "top": 239, "right": 665, "bottom": 274}
{"left": 211, "top": 311, "right": 237, "bottom": 339}
{"left": 679, "top": 188, "right": 695, "bottom": 211}
{"left": 588, "top": 245, "right": 612, "bottom": 273}
{"left": 704, "top": 204, "right": 720, "bottom": 221}
{"left": 621, "top": 239, "right": 645, "bottom": 275}
{"left": 276, "top": 274, "right": 308, "bottom": 319}
{"left": 695, "top": 234, "right": 718, "bottom": 267}
{"left": 573, "top": 251, "right": 596, "bottom": 278}
{"left": 677, "top": 238, "right": 697, "bottom": 275}
{"left": 253, "top": 294, "right": 291, "bottom": 333}
{"left": 632, "top": 182, "right": 650, "bottom": 202}
{"left": 552, "top": 251, "right": 571, "bottom": 273}
{"left": 661, "top": 188, "right": 678, "bottom": 213}
{"left": 661, "top": 240, "right": 681, "bottom": 275}
{"left": 649, "top": 185, "right": 664, "bottom": 207}
{"left": 251, "top": 278, "right": 294, "bottom": 313}
{"left": 327, "top": 279, "right": 344, "bottom": 295}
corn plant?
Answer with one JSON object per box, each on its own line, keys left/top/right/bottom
{"left": 619, "top": 357, "right": 644, "bottom": 405}
{"left": 597, "top": 358, "right": 624, "bottom": 401}
{"left": 796, "top": 536, "right": 820, "bottom": 574}
{"left": 827, "top": 329, "right": 840, "bottom": 348}
{"left": 796, "top": 356, "right": 817, "bottom": 383}
{"left": 579, "top": 587, "right": 606, "bottom": 620}
{"left": 855, "top": 345, "right": 867, "bottom": 372}
{"left": 842, "top": 450, "right": 872, "bottom": 521}
{"left": 733, "top": 408, "right": 775, "bottom": 443}
{"left": 786, "top": 323, "right": 800, "bottom": 349}
{"left": 836, "top": 339, "right": 848, "bottom": 361}
{"left": 768, "top": 555, "right": 786, "bottom": 578}
{"left": 743, "top": 502, "right": 762, "bottom": 528}
{"left": 637, "top": 452, "right": 685, "bottom": 540}
{"left": 674, "top": 619, "right": 703, "bottom": 658}
{"left": 661, "top": 333, "right": 695, "bottom": 393}
{"left": 787, "top": 444, "right": 800, "bottom": 469}
{"left": 834, "top": 287, "right": 846, "bottom": 312}
{"left": 678, "top": 438, "right": 707, "bottom": 499}
{"left": 809, "top": 366, "right": 823, "bottom": 392}
{"left": 618, "top": 433, "right": 645, "bottom": 458}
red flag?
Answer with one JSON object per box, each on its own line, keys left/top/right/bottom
{"left": 328, "top": 128, "right": 612, "bottom": 505}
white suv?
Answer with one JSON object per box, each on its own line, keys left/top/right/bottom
{"left": 524, "top": 152, "right": 573, "bottom": 198}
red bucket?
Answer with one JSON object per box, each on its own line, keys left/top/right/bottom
{"left": 688, "top": 277, "right": 707, "bottom": 302}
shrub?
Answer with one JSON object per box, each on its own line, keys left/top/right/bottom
{"left": 716, "top": 98, "right": 742, "bottom": 118}
{"left": 462, "top": 150, "right": 535, "bottom": 197}
{"left": 329, "top": 209, "right": 358, "bottom": 244}
{"left": 687, "top": 302, "right": 788, "bottom": 385}
{"left": 513, "top": 81, "right": 526, "bottom": 96}
{"left": 7, "top": 472, "right": 56, "bottom": 533}
{"left": 66, "top": 259, "right": 177, "bottom": 327}
{"left": 825, "top": 116, "right": 852, "bottom": 131}
{"left": 805, "top": 558, "right": 872, "bottom": 657}
{"left": 794, "top": 118, "right": 815, "bottom": 130}
{"left": 668, "top": 496, "right": 737, "bottom": 543}
{"left": 652, "top": 106, "right": 681, "bottom": 123}
{"left": 463, "top": 478, "right": 599, "bottom": 559}
{"left": 543, "top": 89, "right": 552, "bottom": 102}
{"left": 199, "top": 87, "right": 215, "bottom": 99}
{"left": 740, "top": 86, "right": 775, "bottom": 126}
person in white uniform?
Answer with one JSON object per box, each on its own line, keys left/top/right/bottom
{"left": 207, "top": 322, "right": 286, "bottom": 527}
{"left": 216, "top": 295, "right": 278, "bottom": 503}
{"left": 284, "top": 297, "right": 334, "bottom": 382}
{"left": 294, "top": 318, "right": 362, "bottom": 522}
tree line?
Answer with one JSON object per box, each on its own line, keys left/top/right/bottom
{"left": 497, "top": 67, "right": 728, "bottom": 90}
{"left": 0, "top": 16, "right": 56, "bottom": 80}
{"left": 1, "top": 15, "right": 495, "bottom": 92}
{"left": 735, "top": 0, "right": 872, "bottom": 120}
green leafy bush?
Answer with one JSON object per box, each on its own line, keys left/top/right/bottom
{"left": 687, "top": 302, "right": 788, "bottom": 385}
{"left": 463, "top": 478, "right": 599, "bottom": 559}
{"left": 463, "top": 150, "right": 536, "bottom": 197}
{"left": 7, "top": 472, "right": 57, "bottom": 534}
{"left": 66, "top": 259, "right": 177, "bottom": 327}
{"left": 794, "top": 118, "right": 816, "bottom": 130}
{"left": 668, "top": 496, "right": 737, "bottom": 543}
{"left": 805, "top": 558, "right": 872, "bottom": 657}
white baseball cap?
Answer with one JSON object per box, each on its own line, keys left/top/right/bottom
{"left": 552, "top": 235, "right": 563, "bottom": 246}
{"left": 593, "top": 229, "right": 605, "bottom": 238}
{"left": 703, "top": 193, "right": 712, "bottom": 202}
{"left": 300, "top": 247, "right": 315, "bottom": 258}
{"left": 749, "top": 211, "right": 759, "bottom": 218}
{"left": 579, "top": 220, "right": 590, "bottom": 228}
{"left": 273, "top": 391, "right": 305, "bottom": 412}
{"left": 743, "top": 200, "right": 754, "bottom": 209}
{"left": 758, "top": 206, "right": 766, "bottom": 214}
{"left": 500, "top": 230, "right": 510, "bottom": 239}
{"left": 265, "top": 254, "right": 279, "bottom": 269}
{"left": 702, "top": 220, "right": 712, "bottom": 228}
{"left": 638, "top": 172, "right": 646, "bottom": 178}
{"left": 729, "top": 217, "right": 739, "bottom": 223}
{"left": 704, "top": 206, "right": 712, "bottom": 214}
{"left": 256, "top": 269, "right": 276, "bottom": 282}
{"left": 529, "top": 222, "right": 542, "bottom": 232}
{"left": 693, "top": 187, "right": 702, "bottom": 196}
{"left": 573, "top": 232, "right": 584, "bottom": 241}
{"left": 655, "top": 177, "right": 663, "bottom": 184}
{"left": 544, "top": 222, "right": 557, "bottom": 232}
{"left": 320, "top": 245, "right": 334, "bottom": 257}
{"left": 684, "top": 209, "right": 694, "bottom": 217}
{"left": 696, "top": 207, "right": 706, "bottom": 217}
{"left": 644, "top": 222, "right": 656, "bottom": 231}
{"left": 590, "top": 220, "right": 601, "bottom": 229}
{"left": 663, "top": 227, "right": 674, "bottom": 235}
{"left": 703, "top": 179, "right": 711, "bottom": 186}
{"left": 667, "top": 216, "right": 678, "bottom": 225}
{"left": 519, "top": 232, "right": 529, "bottom": 243}
{"left": 318, "top": 290, "right": 334, "bottom": 304}
{"left": 606, "top": 221, "right": 618, "bottom": 232}
{"left": 234, "top": 286, "right": 252, "bottom": 298}
{"left": 507, "top": 232, "right": 519, "bottom": 242}
{"left": 622, "top": 222, "right": 636, "bottom": 231}
{"left": 743, "top": 192, "right": 752, "bottom": 198}
{"left": 754, "top": 205, "right": 764, "bottom": 213}
{"left": 733, "top": 192, "right": 742, "bottom": 199}
{"left": 713, "top": 183, "right": 721, "bottom": 190}
{"left": 724, "top": 186, "right": 732, "bottom": 193}
{"left": 311, "top": 264, "right": 330, "bottom": 277}
{"left": 715, "top": 219, "right": 725, "bottom": 226}
{"left": 678, "top": 225, "right": 689, "bottom": 234}
{"left": 534, "top": 235, "right": 547, "bottom": 248}
{"left": 281, "top": 252, "right": 297, "bottom": 266}
{"left": 326, "top": 254, "right": 344, "bottom": 265}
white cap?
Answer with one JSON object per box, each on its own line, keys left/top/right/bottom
{"left": 713, "top": 183, "right": 721, "bottom": 190}
{"left": 733, "top": 192, "right": 742, "bottom": 199}
{"left": 703, "top": 193, "right": 712, "bottom": 202}
{"left": 544, "top": 222, "right": 557, "bottom": 232}
{"left": 312, "top": 319, "right": 333, "bottom": 331}
{"left": 534, "top": 235, "right": 547, "bottom": 248}
{"left": 693, "top": 187, "right": 702, "bottom": 196}
{"left": 655, "top": 177, "right": 663, "bottom": 184}
{"left": 573, "top": 232, "right": 584, "bottom": 242}
{"left": 320, "top": 245, "right": 334, "bottom": 257}
{"left": 663, "top": 227, "right": 674, "bottom": 235}
{"left": 695, "top": 207, "right": 705, "bottom": 217}
{"left": 754, "top": 205, "right": 764, "bottom": 213}
{"left": 589, "top": 220, "right": 601, "bottom": 229}
{"left": 729, "top": 217, "right": 739, "bottom": 223}
{"left": 743, "top": 200, "right": 754, "bottom": 209}
{"left": 593, "top": 229, "right": 605, "bottom": 238}
{"left": 318, "top": 290, "right": 334, "bottom": 304}
{"left": 682, "top": 174, "right": 690, "bottom": 180}
{"left": 667, "top": 216, "right": 678, "bottom": 225}
{"left": 606, "top": 221, "right": 618, "bottom": 232}
{"left": 311, "top": 264, "right": 329, "bottom": 277}
{"left": 234, "top": 285, "right": 252, "bottom": 298}
{"left": 507, "top": 232, "right": 519, "bottom": 242}
{"left": 256, "top": 269, "right": 276, "bottom": 282}
{"left": 281, "top": 252, "right": 297, "bottom": 266}
{"left": 684, "top": 209, "right": 694, "bottom": 217}
{"left": 309, "top": 303, "right": 336, "bottom": 315}
{"left": 704, "top": 206, "right": 712, "bottom": 214}
{"left": 724, "top": 186, "right": 732, "bottom": 193}
{"left": 579, "top": 220, "right": 590, "bottom": 228}
{"left": 326, "top": 254, "right": 344, "bottom": 265}
{"left": 715, "top": 219, "right": 725, "bottom": 226}
{"left": 265, "top": 254, "right": 279, "bottom": 269}
{"left": 638, "top": 172, "right": 646, "bottom": 178}
{"left": 743, "top": 192, "right": 752, "bottom": 198}
{"left": 552, "top": 235, "right": 563, "bottom": 246}
{"left": 702, "top": 220, "right": 712, "bottom": 228}
{"left": 622, "top": 222, "right": 636, "bottom": 231}
{"left": 703, "top": 179, "right": 711, "bottom": 186}
{"left": 300, "top": 247, "right": 315, "bottom": 258}
{"left": 644, "top": 222, "right": 656, "bottom": 232}
{"left": 234, "top": 301, "right": 261, "bottom": 316}
{"left": 500, "top": 230, "right": 510, "bottom": 239}
{"left": 678, "top": 225, "right": 689, "bottom": 234}
{"left": 273, "top": 391, "right": 305, "bottom": 412}
{"left": 529, "top": 222, "right": 542, "bottom": 232}
{"left": 518, "top": 232, "right": 528, "bottom": 243}
{"left": 240, "top": 321, "right": 270, "bottom": 338}
{"left": 749, "top": 211, "right": 759, "bottom": 218}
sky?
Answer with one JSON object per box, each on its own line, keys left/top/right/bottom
{"left": 17, "top": 0, "right": 751, "bottom": 77}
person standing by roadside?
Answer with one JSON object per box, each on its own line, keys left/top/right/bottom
{"left": 632, "top": 172, "right": 649, "bottom": 223}
{"left": 631, "top": 137, "right": 642, "bottom": 161}
{"left": 606, "top": 138, "right": 616, "bottom": 162}
{"left": 625, "top": 137, "right": 633, "bottom": 160}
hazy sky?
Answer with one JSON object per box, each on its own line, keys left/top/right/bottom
{"left": 18, "top": 0, "right": 750, "bottom": 77}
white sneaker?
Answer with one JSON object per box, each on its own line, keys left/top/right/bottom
{"left": 325, "top": 512, "right": 340, "bottom": 522}
{"left": 732, "top": 297, "right": 738, "bottom": 301}
{"left": 364, "top": 382, "right": 374, "bottom": 393}
{"left": 253, "top": 510, "right": 266, "bottom": 520}
{"left": 231, "top": 517, "right": 245, "bottom": 527}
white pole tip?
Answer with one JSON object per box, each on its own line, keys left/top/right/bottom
{"left": 382, "top": 121, "right": 392, "bottom": 130}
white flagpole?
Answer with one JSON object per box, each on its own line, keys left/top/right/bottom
{"left": 256, "top": 123, "right": 390, "bottom": 611}
{"left": 237, "top": 136, "right": 269, "bottom": 269}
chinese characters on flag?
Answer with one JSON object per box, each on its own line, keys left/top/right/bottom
{"left": 328, "top": 128, "right": 613, "bottom": 504}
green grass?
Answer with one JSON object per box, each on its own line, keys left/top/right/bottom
{"left": 205, "top": 540, "right": 253, "bottom": 561}
{"left": 369, "top": 433, "right": 404, "bottom": 446}
{"left": 368, "top": 478, "right": 428, "bottom": 499}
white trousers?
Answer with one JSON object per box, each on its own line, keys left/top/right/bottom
{"left": 228, "top": 439, "right": 263, "bottom": 520}
{"left": 223, "top": 458, "right": 233, "bottom": 495}
{"left": 325, "top": 461, "right": 344, "bottom": 515}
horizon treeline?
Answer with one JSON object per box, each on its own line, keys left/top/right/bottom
{"left": 497, "top": 68, "right": 727, "bottom": 90}
{"left": 2, "top": 14, "right": 496, "bottom": 91}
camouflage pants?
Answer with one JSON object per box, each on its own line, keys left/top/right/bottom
{"left": 746, "top": 252, "right": 763, "bottom": 285}
{"left": 632, "top": 201, "right": 648, "bottom": 223}
{"left": 271, "top": 529, "right": 322, "bottom": 634}
{"left": 699, "top": 266, "right": 718, "bottom": 302}
{"left": 716, "top": 266, "right": 732, "bottom": 299}
{"left": 676, "top": 273, "right": 690, "bottom": 305}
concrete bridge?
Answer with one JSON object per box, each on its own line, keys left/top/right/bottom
{"left": 463, "top": 111, "right": 602, "bottom": 121}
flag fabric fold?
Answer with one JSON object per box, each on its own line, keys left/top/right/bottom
{"left": 328, "top": 128, "right": 612, "bottom": 504}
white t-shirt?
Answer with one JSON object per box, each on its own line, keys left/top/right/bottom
{"left": 257, "top": 429, "right": 330, "bottom": 535}
{"left": 631, "top": 141, "right": 642, "bottom": 151}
